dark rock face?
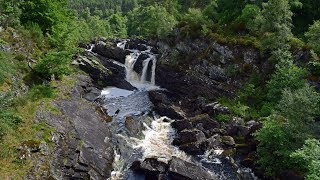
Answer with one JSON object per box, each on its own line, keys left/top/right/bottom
{"left": 92, "top": 41, "right": 130, "bottom": 64}
{"left": 156, "top": 64, "right": 232, "bottom": 101}
{"left": 73, "top": 52, "right": 136, "bottom": 91}
{"left": 34, "top": 75, "right": 114, "bottom": 179}
{"left": 169, "top": 157, "right": 217, "bottom": 180}
{"left": 131, "top": 157, "right": 217, "bottom": 180}
{"left": 149, "top": 90, "right": 185, "bottom": 120}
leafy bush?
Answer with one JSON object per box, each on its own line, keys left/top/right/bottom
{"left": 179, "top": 8, "right": 210, "bottom": 37}
{"left": 255, "top": 115, "right": 301, "bottom": 176}
{"left": 20, "top": 0, "right": 67, "bottom": 33}
{"left": 127, "top": 5, "right": 177, "bottom": 38}
{"left": 305, "top": 20, "right": 320, "bottom": 54}
{"left": 266, "top": 51, "right": 307, "bottom": 104}
{"left": 276, "top": 85, "right": 320, "bottom": 127}
{"left": 34, "top": 50, "right": 73, "bottom": 80}
{"left": 108, "top": 13, "right": 127, "bottom": 38}
{"left": 27, "top": 84, "right": 55, "bottom": 101}
{"left": 235, "top": 4, "right": 260, "bottom": 33}
{"left": 291, "top": 139, "right": 320, "bottom": 180}
{"left": 216, "top": 114, "right": 232, "bottom": 123}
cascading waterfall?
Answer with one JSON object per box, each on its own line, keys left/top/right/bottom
{"left": 140, "top": 57, "right": 152, "bottom": 83}
{"left": 118, "top": 41, "right": 157, "bottom": 88}
{"left": 124, "top": 52, "right": 140, "bottom": 83}
{"left": 99, "top": 40, "right": 258, "bottom": 180}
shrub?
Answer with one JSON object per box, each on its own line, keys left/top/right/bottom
{"left": 127, "top": 5, "right": 177, "bottom": 38}
{"left": 255, "top": 115, "right": 301, "bottom": 177}
{"left": 276, "top": 85, "right": 319, "bottom": 127}
{"left": 266, "top": 51, "right": 307, "bottom": 104}
{"left": 305, "top": 20, "right": 320, "bottom": 54}
{"left": 34, "top": 50, "right": 73, "bottom": 80}
{"left": 235, "top": 4, "right": 260, "bottom": 33}
{"left": 291, "top": 139, "right": 320, "bottom": 180}
{"left": 180, "top": 8, "right": 210, "bottom": 37}
{"left": 216, "top": 114, "right": 232, "bottom": 123}
{"left": 27, "top": 84, "right": 55, "bottom": 101}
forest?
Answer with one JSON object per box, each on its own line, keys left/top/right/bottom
{"left": 0, "top": 0, "right": 320, "bottom": 179}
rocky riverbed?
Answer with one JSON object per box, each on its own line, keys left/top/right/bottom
{"left": 25, "top": 37, "right": 313, "bottom": 179}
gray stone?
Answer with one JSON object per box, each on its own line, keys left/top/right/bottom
{"left": 169, "top": 157, "right": 217, "bottom": 180}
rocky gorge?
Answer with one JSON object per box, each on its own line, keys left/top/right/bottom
{"left": 23, "top": 37, "right": 313, "bottom": 180}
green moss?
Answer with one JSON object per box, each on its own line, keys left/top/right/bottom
{"left": 216, "top": 114, "right": 232, "bottom": 122}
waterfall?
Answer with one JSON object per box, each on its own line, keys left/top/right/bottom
{"left": 151, "top": 57, "right": 157, "bottom": 85}
{"left": 117, "top": 40, "right": 158, "bottom": 89}
{"left": 140, "top": 57, "right": 152, "bottom": 83}
{"left": 124, "top": 52, "right": 140, "bottom": 83}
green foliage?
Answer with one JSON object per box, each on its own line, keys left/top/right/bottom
{"left": 27, "top": 84, "right": 55, "bottom": 101}
{"left": 34, "top": 50, "right": 73, "bottom": 80}
{"left": 0, "top": 0, "right": 21, "bottom": 28}
{"left": 179, "top": 8, "right": 210, "bottom": 37}
{"left": 305, "top": 20, "right": 320, "bottom": 54}
{"left": 216, "top": 0, "right": 247, "bottom": 25}
{"left": 108, "top": 13, "right": 127, "bottom": 38}
{"left": 266, "top": 50, "right": 307, "bottom": 105}
{"left": 276, "top": 85, "right": 320, "bottom": 127}
{"left": 0, "top": 51, "right": 16, "bottom": 84}
{"left": 203, "top": 0, "right": 218, "bottom": 22}
{"left": 292, "top": 0, "right": 320, "bottom": 35}
{"left": 235, "top": 4, "right": 260, "bottom": 33}
{"left": 127, "top": 5, "right": 177, "bottom": 38}
{"left": 216, "top": 114, "right": 231, "bottom": 123}
{"left": 258, "top": 0, "right": 293, "bottom": 51}
{"left": 291, "top": 139, "right": 320, "bottom": 180}
{"left": 255, "top": 115, "right": 302, "bottom": 176}
{"left": 20, "top": 0, "right": 67, "bottom": 33}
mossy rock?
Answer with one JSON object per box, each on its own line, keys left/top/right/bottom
{"left": 221, "top": 148, "right": 236, "bottom": 157}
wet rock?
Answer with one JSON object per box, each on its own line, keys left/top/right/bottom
{"left": 169, "top": 157, "right": 217, "bottom": 180}
{"left": 178, "top": 129, "right": 206, "bottom": 145}
{"left": 75, "top": 54, "right": 136, "bottom": 91}
{"left": 212, "top": 42, "right": 234, "bottom": 64}
{"left": 83, "top": 87, "right": 101, "bottom": 102}
{"left": 171, "top": 120, "right": 192, "bottom": 132}
{"left": 194, "top": 60, "right": 227, "bottom": 81}
{"left": 131, "top": 158, "right": 168, "bottom": 173}
{"left": 221, "top": 148, "right": 236, "bottom": 157}
{"left": 189, "top": 114, "right": 220, "bottom": 131}
{"left": 246, "top": 120, "right": 262, "bottom": 135}
{"left": 92, "top": 41, "right": 130, "bottom": 63}
{"left": 153, "top": 104, "right": 185, "bottom": 120}
{"left": 125, "top": 116, "right": 142, "bottom": 137}
{"left": 178, "top": 142, "right": 207, "bottom": 155}
{"left": 221, "top": 136, "right": 235, "bottom": 146}
{"left": 203, "top": 102, "right": 230, "bottom": 116}
{"left": 148, "top": 90, "right": 172, "bottom": 105}
{"left": 174, "top": 129, "right": 207, "bottom": 155}
{"left": 156, "top": 64, "right": 232, "bottom": 101}
{"left": 125, "top": 39, "right": 148, "bottom": 51}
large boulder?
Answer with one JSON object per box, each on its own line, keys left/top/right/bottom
{"left": 74, "top": 53, "right": 136, "bottom": 91}
{"left": 92, "top": 41, "right": 130, "bottom": 64}
{"left": 169, "top": 157, "right": 217, "bottom": 180}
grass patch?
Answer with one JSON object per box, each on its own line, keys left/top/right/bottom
{"left": 0, "top": 51, "right": 17, "bottom": 85}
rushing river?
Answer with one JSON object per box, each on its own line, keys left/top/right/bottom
{"left": 88, "top": 40, "right": 257, "bottom": 180}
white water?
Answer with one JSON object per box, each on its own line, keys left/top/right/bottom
{"left": 124, "top": 52, "right": 140, "bottom": 84}
{"left": 134, "top": 116, "right": 191, "bottom": 164}
{"left": 117, "top": 41, "right": 158, "bottom": 89}
{"left": 101, "top": 40, "right": 257, "bottom": 180}
{"left": 140, "top": 57, "right": 152, "bottom": 83}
